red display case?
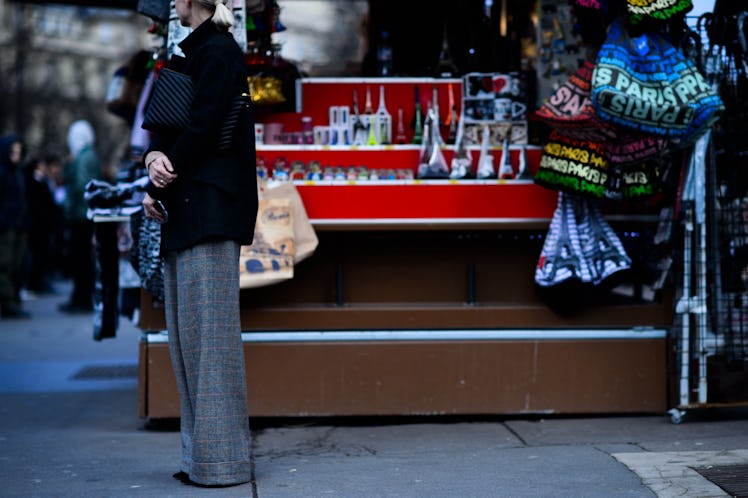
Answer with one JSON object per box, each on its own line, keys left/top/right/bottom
{"left": 254, "top": 77, "right": 557, "bottom": 227}
{"left": 256, "top": 144, "right": 555, "bottom": 227}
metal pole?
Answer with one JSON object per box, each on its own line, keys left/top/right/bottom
{"left": 679, "top": 204, "right": 693, "bottom": 407}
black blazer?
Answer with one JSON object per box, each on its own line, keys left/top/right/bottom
{"left": 145, "top": 19, "right": 257, "bottom": 253}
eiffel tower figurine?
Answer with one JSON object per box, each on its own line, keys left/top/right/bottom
{"left": 425, "top": 104, "right": 449, "bottom": 178}
{"left": 351, "top": 88, "right": 367, "bottom": 146}
{"left": 449, "top": 111, "right": 472, "bottom": 179}
{"left": 476, "top": 124, "right": 495, "bottom": 179}
{"left": 444, "top": 83, "right": 458, "bottom": 144}
{"left": 436, "top": 23, "right": 458, "bottom": 78}
{"left": 411, "top": 85, "right": 424, "bottom": 145}
{"left": 498, "top": 138, "right": 514, "bottom": 179}
{"left": 375, "top": 85, "right": 392, "bottom": 145}
{"left": 515, "top": 145, "right": 533, "bottom": 180}
{"left": 431, "top": 86, "right": 444, "bottom": 146}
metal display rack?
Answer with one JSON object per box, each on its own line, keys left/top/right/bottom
{"left": 669, "top": 9, "right": 748, "bottom": 423}
{"left": 670, "top": 131, "right": 748, "bottom": 423}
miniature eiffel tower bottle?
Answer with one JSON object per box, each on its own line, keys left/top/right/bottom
{"left": 444, "top": 83, "right": 458, "bottom": 144}
{"left": 411, "top": 85, "right": 424, "bottom": 145}
{"left": 436, "top": 23, "right": 458, "bottom": 78}
{"left": 364, "top": 85, "right": 375, "bottom": 115}
{"left": 426, "top": 105, "right": 449, "bottom": 178}
{"left": 364, "top": 86, "right": 378, "bottom": 145}
{"left": 417, "top": 108, "right": 433, "bottom": 178}
{"left": 476, "top": 124, "right": 495, "bottom": 179}
{"left": 516, "top": 145, "right": 533, "bottom": 180}
{"left": 498, "top": 138, "right": 514, "bottom": 179}
{"left": 431, "top": 86, "right": 444, "bottom": 146}
{"left": 449, "top": 112, "right": 472, "bottom": 179}
{"left": 394, "top": 107, "right": 407, "bottom": 144}
{"left": 351, "top": 88, "right": 367, "bottom": 146}
{"left": 375, "top": 85, "right": 392, "bottom": 145}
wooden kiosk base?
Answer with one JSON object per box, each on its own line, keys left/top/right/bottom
{"left": 136, "top": 204, "right": 673, "bottom": 419}
{"left": 139, "top": 328, "right": 667, "bottom": 419}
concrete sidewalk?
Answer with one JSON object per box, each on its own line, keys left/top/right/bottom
{"left": 1, "top": 283, "right": 747, "bottom": 497}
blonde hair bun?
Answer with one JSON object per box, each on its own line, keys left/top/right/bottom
{"left": 212, "top": 0, "right": 234, "bottom": 28}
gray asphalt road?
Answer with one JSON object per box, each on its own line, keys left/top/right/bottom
{"left": 1, "top": 282, "right": 746, "bottom": 497}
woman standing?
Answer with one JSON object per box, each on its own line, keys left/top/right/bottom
{"left": 141, "top": 0, "right": 257, "bottom": 488}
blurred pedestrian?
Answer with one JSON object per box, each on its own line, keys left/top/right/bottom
{"left": 43, "top": 154, "right": 67, "bottom": 280}
{"left": 24, "top": 155, "right": 58, "bottom": 294}
{"left": 59, "top": 120, "right": 101, "bottom": 314}
{"left": 0, "top": 135, "right": 31, "bottom": 319}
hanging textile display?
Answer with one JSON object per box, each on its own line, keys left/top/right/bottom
{"left": 577, "top": 195, "right": 633, "bottom": 285}
{"left": 591, "top": 19, "right": 724, "bottom": 145}
{"left": 536, "top": 192, "right": 631, "bottom": 289}
{"left": 625, "top": 0, "right": 693, "bottom": 25}
{"left": 129, "top": 209, "right": 165, "bottom": 303}
{"left": 535, "top": 59, "right": 667, "bottom": 165}
{"left": 535, "top": 60, "right": 609, "bottom": 140}
{"left": 575, "top": 0, "right": 604, "bottom": 9}
{"left": 534, "top": 130, "right": 610, "bottom": 198}
{"left": 535, "top": 192, "right": 593, "bottom": 288}
{"left": 605, "top": 158, "right": 665, "bottom": 200}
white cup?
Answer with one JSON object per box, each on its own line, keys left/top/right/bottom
{"left": 313, "top": 126, "right": 331, "bottom": 145}
{"left": 254, "top": 123, "right": 264, "bottom": 144}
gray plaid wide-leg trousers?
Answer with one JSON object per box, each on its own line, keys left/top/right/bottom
{"left": 163, "top": 240, "right": 251, "bottom": 486}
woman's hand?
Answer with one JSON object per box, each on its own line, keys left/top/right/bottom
{"left": 143, "top": 192, "right": 168, "bottom": 224}
{"left": 145, "top": 151, "right": 177, "bottom": 189}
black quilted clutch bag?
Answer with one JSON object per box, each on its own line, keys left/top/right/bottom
{"left": 142, "top": 68, "right": 250, "bottom": 151}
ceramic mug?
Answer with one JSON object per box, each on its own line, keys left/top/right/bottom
{"left": 494, "top": 98, "right": 527, "bottom": 121}
{"left": 254, "top": 123, "right": 264, "bottom": 144}
{"left": 492, "top": 73, "right": 520, "bottom": 98}
{"left": 313, "top": 126, "right": 331, "bottom": 145}
{"left": 264, "top": 122, "right": 284, "bottom": 144}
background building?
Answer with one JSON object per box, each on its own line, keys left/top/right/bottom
{"left": 0, "top": 1, "right": 156, "bottom": 175}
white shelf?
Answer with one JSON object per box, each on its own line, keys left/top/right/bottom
{"left": 301, "top": 77, "right": 463, "bottom": 85}
{"left": 256, "top": 144, "right": 543, "bottom": 152}
{"left": 290, "top": 179, "right": 536, "bottom": 186}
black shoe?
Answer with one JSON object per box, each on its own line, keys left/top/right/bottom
{"left": 179, "top": 474, "right": 249, "bottom": 488}
{"left": 184, "top": 479, "right": 247, "bottom": 489}
{"left": 172, "top": 471, "right": 190, "bottom": 483}
{"left": 58, "top": 302, "right": 93, "bottom": 314}
{"left": 29, "top": 284, "right": 57, "bottom": 295}
{"left": 1, "top": 308, "right": 31, "bottom": 319}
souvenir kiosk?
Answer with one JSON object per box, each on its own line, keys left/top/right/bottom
{"left": 135, "top": 0, "right": 675, "bottom": 420}
{"left": 136, "top": 77, "right": 671, "bottom": 420}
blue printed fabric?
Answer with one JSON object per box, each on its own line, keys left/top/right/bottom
{"left": 591, "top": 19, "right": 724, "bottom": 145}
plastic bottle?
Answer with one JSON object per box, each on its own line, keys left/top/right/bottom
{"left": 377, "top": 31, "right": 393, "bottom": 77}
